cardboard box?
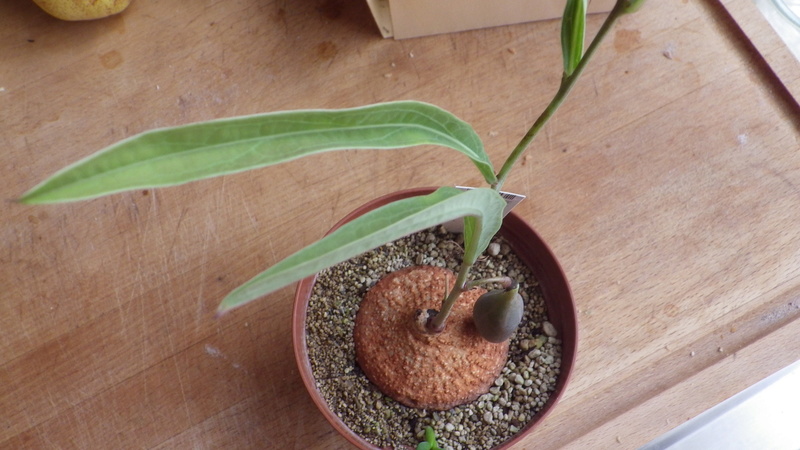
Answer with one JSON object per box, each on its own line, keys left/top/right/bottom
{"left": 367, "top": 0, "right": 617, "bottom": 39}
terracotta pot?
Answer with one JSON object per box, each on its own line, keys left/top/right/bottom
{"left": 292, "top": 187, "right": 577, "bottom": 449}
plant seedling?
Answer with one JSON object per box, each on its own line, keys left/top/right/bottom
{"left": 20, "top": 0, "right": 646, "bottom": 338}
{"left": 416, "top": 426, "right": 442, "bottom": 450}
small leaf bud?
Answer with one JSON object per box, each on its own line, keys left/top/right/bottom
{"left": 472, "top": 286, "right": 524, "bottom": 343}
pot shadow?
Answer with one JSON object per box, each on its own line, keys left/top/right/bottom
{"left": 273, "top": 0, "right": 382, "bottom": 40}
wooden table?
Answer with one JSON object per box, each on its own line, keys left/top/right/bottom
{"left": 2, "top": 0, "right": 799, "bottom": 448}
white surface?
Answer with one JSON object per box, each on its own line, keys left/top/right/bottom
{"left": 641, "top": 360, "right": 800, "bottom": 450}
{"left": 755, "top": 0, "right": 800, "bottom": 61}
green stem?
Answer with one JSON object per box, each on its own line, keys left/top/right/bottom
{"left": 427, "top": 261, "right": 473, "bottom": 333}
{"left": 426, "top": 0, "right": 636, "bottom": 334}
{"left": 492, "top": 0, "right": 628, "bottom": 191}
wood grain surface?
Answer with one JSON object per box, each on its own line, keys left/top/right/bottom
{"left": 2, "top": 0, "right": 799, "bottom": 448}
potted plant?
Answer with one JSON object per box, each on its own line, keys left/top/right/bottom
{"left": 293, "top": 186, "right": 577, "bottom": 448}
{"left": 19, "top": 0, "right": 645, "bottom": 447}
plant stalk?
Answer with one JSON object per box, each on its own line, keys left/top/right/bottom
{"left": 426, "top": 261, "right": 473, "bottom": 333}
{"left": 492, "top": 0, "right": 629, "bottom": 191}
{"left": 427, "top": 0, "right": 635, "bottom": 334}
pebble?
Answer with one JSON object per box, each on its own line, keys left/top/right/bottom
{"left": 542, "top": 321, "right": 558, "bottom": 337}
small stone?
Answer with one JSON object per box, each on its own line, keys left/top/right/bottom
{"left": 445, "top": 423, "right": 455, "bottom": 432}
{"left": 487, "top": 242, "right": 501, "bottom": 256}
{"left": 542, "top": 321, "right": 557, "bottom": 337}
{"left": 483, "top": 411, "right": 494, "bottom": 423}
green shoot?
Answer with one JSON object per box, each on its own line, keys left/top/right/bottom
{"left": 416, "top": 426, "right": 442, "bottom": 450}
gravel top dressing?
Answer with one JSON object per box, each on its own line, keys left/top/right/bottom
{"left": 306, "top": 226, "right": 562, "bottom": 449}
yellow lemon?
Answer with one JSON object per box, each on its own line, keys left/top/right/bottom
{"left": 32, "top": 0, "right": 131, "bottom": 21}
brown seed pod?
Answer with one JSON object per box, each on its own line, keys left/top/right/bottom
{"left": 472, "top": 287, "right": 524, "bottom": 343}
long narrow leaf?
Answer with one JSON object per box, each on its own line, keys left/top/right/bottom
{"left": 561, "top": 0, "right": 587, "bottom": 76}
{"left": 20, "top": 101, "right": 496, "bottom": 204}
{"left": 217, "top": 186, "right": 506, "bottom": 313}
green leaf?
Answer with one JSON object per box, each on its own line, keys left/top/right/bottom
{"left": 416, "top": 443, "right": 432, "bottom": 450}
{"left": 20, "top": 101, "right": 496, "bottom": 204}
{"left": 217, "top": 187, "right": 506, "bottom": 314}
{"left": 423, "top": 426, "right": 442, "bottom": 450}
{"left": 561, "top": 0, "right": 587, "bottom": 76}
{"left": 425, "top": 426, "right": 438, "bottom": 445}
